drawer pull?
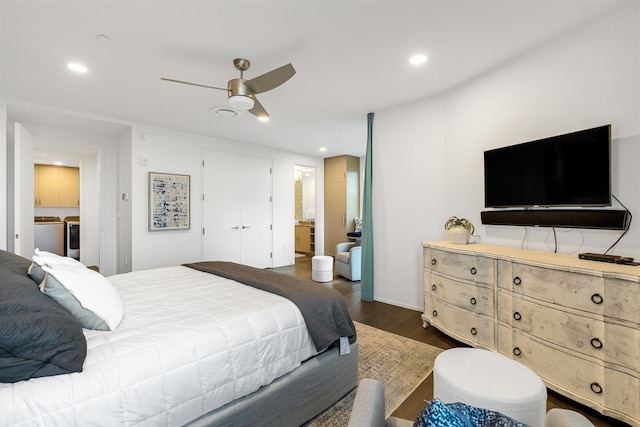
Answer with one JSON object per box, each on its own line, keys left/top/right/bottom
{"left": 431, "top": 259, "right": 437, "bottom": 266}
{"left": 513, "top": 312, "right": 522, "bottom": 321}
{"left": 470, "top": 297, "right": 477, "bottom": 305}
{"left": 513, "top": 277, "right": 522, "bottom": 286}
{"left": 590, "top": 338, "right": 603, "bottom": 349}
{"left": 470, "top": 267, "right": 477, "bottom": 275}
{"left": 470, "top": 327, "right": 477, "bottom": 336}
{"left": 591, "top": 293, "right": 603, "bottom": 305}
{"left": 590, "top": 382, "right": 603, "bottom": 394}
{"left": 432, "top": 284, "right": 437, "bottom": 291}
{"left": 513, "top": 347, "right": 522, "bottom": 357}
{"left": 432, "top": 310, "right": 438, "bottom": 317}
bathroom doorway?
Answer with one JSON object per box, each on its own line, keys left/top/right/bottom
{"left": 294, "top": 165, "right": 317, "bottom": 257}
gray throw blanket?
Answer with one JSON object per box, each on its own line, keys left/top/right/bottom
{"left": 184, "top": 261, "right": 356, "bottom": 352}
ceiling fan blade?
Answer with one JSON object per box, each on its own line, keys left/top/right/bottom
{"left": 160, "top": 77, "right": 226, "bottom": 91}
{"left": 244, "top": 63, "right": 295, "bottom": 94}
{"left": 248, "top": 96, "right": 269, "bottom": 118}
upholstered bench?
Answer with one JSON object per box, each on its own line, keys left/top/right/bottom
{"left": 434, "top": 348, "right": 547, "bottom": 427}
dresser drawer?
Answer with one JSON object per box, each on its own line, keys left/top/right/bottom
{"left": 425, "top": 248, "right": 495, "bottom": 284}
{"left": 604, "top": 322, "right": 640, "bottom": 373}
{"left": 426, "top": 271, "right": 494, "bottom": 317}
{"left": 604, "top": 367, "right": 640, "bottom": 424}
{"left": 497, "top": 325, "right": 606, "bottom": 408}
{"left": 497, "top": 261, "right": 605, "bottom": 314}
{"left": 497, "top": 291, "right": 605, "bottom": 360}
{"left": 425, "top": 296, "right": 494, "bottom": 348}
{"left": 605, "top": 277, "right": 640, "bottom": 324}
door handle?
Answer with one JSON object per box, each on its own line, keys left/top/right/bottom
{"left": 231, "top": 226, "right": 240, "bottom": 230}
{"left": 242, "top": 226, "right": 251, "bottom": 229}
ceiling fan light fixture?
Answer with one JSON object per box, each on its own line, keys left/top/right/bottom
{"left": 228, "top": 95, "right": 254, "bottom": 110}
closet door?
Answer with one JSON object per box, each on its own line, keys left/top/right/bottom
{"left": 202, "top": 151, "right": 242, "bottom": 263}
{"left": 201, "top": 150, "right": 272, "bottom": 268}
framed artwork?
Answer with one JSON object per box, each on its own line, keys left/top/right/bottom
{"left": 148, "top": 172, "right": 190, "bottom": 231}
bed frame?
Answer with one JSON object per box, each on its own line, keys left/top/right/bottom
{"left": 186, "top": 343, "right": 359, "bottom": 426}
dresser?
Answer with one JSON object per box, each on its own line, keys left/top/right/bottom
{"left": 422, "top": 241, "right": 640, "bottom": 426}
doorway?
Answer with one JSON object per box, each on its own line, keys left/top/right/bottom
{"left": 294, "top": 165, "right": 317, "bottom": 257}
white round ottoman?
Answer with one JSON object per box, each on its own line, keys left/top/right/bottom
{"left": 312, "top": 255, "right": 333, "bottom": 282}
{"left": 433, "top": 348, "right": 547, "bottom": 427}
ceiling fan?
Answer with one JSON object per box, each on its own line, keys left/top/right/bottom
{"left": 161, "top": 58, "right": 296, "bottom": 118}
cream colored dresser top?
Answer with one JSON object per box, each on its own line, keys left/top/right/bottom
{"left": 422, "top": 241, "right": 640, "bottom": 427}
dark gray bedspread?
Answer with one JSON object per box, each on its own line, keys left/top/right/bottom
{"left": 183, "top": 261, "right": 356, "bottom": 352}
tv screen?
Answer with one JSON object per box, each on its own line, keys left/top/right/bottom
{"left": 484, "top": 124, "right": 611, "bottom": 208}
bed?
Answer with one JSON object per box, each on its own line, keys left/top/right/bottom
{"left": 0, "top": 250, "right": 358, "bottom": 426}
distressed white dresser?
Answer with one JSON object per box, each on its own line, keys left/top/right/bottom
{"left": 422, "top": 241, "right": 640, "bottom": 426}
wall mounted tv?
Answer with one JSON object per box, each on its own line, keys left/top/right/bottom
{"left": 484, "top": 124, "right": 611, "bottom": 209}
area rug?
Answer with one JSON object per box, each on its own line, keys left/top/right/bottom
{"left": 303, "top": 321, "right": 443, "bottom": 426}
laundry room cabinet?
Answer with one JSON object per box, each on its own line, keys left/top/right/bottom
{"left": 34, "top": 164, "right": 80, "bottom": 208}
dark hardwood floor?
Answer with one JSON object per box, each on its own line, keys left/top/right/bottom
{"left": 272, "top": 255, "right": 624, "bottom": 426}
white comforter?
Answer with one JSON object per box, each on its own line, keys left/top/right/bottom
{"left": 1, "top": 266, "right": 316, "bottom": 426}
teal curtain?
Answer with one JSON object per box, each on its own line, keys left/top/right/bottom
{"left": 361, "top": 112, "right": 374, "bottom": 301}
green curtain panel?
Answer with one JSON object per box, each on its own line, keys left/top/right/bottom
{"left": 361, "top": 112, "right": 374, "bottom": 301}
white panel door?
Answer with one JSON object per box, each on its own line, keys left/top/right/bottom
{"left": 201, "top": 150, "right": 272, "bottom": 268}
{"left": 202, "top": 150, "right": 242, "bottom": 263}
{"left": 13, "top": 123, "right": 35, "bottom": 257}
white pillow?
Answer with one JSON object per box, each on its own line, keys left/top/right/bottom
{"left": 30, "top": 248, "right": 87, "bottom": 285}
{"left": 33, "top": 248, "right": 85, "bottom": 269}
{"left": 40, "top": 264, "right": 124, "bottom": 331}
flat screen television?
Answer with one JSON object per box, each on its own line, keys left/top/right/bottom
{"left": 484, "top": 124, "right": 611, "bottom": 208}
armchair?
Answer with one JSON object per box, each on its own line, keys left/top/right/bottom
{"left": 335, "top": 242, "right": 361, "bottom": 281}
{"left": 348, "top": 379, "right": 595, "bottom": 427}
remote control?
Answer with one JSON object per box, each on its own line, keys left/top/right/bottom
{"left": 578, "top": 253, "right": 620, "bottom": 263}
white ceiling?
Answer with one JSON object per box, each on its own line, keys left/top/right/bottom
{"left": 0, "top": 0, "right": 627, "bottom": 157}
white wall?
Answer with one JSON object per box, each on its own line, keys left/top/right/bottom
{"left": 301, "top": 170, "right": 316, "bottom": 222}
{"left": 117, "top": 129, "right": 133, "bottom": 273}
{"left": 373, "top": 97, "right": 448, "bottom": 308}
{"left": 373, "top": 1, "right": 640, "bottom": 310}
{"left": 129, "top": 123, "right": 325, "bottom": 271}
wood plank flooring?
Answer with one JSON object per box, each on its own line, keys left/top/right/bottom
{"left": 272, "top": 255, "right": 625, "bottom": 426}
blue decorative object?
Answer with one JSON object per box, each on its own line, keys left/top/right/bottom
{"left": 414, "top": 399, "right": 531, "bottom": 427}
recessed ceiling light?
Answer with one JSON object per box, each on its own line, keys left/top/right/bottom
{"left": 319, "top": 147, "right": 327, "bottom": 152}
{"left": 409, "top": 54, "right": 427, "bottom": 65}
{"left": 258, "top": 116, "right": 269, "bottom": 122}
{"left": 53, "top": 161, "right": 63, "bottom": 166}
{"left": 67, "top": 63, "right": 88, "bottom": 73}
{"left": 211, "top": 107, "right": 239, "bottom": 117}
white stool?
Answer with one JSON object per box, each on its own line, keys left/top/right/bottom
{"left": 433, "top": 348, "right": 547, "bottom": 427}
{"left": 312, "top": 255, "right": 333, "bottom": 282}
